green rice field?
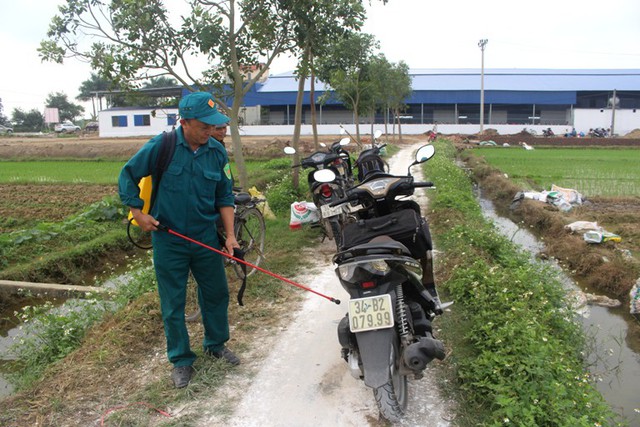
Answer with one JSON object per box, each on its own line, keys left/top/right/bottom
{"left": 0, "top": 160, "right": 124, "bottom": 184}
{"left": 473, "top": 147, "right": 640, "bottom": 197}
{"left": 0, "top": 158, "right": 286, "bottom": 187}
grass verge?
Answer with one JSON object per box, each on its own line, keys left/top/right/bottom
{"left": 428, "top": 139, "right": 621, "bottom": 426}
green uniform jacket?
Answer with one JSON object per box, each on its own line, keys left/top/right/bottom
{"left": 118, "top": 128, "right": 235, "bottom": 243}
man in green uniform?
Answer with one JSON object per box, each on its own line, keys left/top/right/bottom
{"left": 119, "top": 92, "right": 240, "bottom": 388}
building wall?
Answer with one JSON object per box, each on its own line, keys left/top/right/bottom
{"left": 98, "top": 107, "right": 640, "bottom": 138}
{"left": 573, "top": 108, "right": 640, "bottom": 135}
{"left": 98, "top": 108, "right": 178, "bottom": 138}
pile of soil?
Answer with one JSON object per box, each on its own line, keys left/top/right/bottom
{"left": 481, "top": 135, "right": 640, "bottom": 147}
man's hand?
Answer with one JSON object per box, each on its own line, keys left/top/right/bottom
{"left": 131, "top": 208, "right": 159, "bottom": 232}
{"left": 224, "top": 234, "right": 240, "bottom": 255}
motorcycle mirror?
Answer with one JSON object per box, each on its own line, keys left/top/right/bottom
{"left": 283, "top": 146, "right": 296, "bottom": 155}
{"left": 339, "top": 137, "right": 350, "bottom": 146}
{"left": 373, "top": 129, "right": 383, "bottom": 139}
{"left": 415, "top": 144, "right": 435, "bottom": 163}
{"left": 313, "top": 169, "right": 337, "bottom": 183}
{"left": 339, "top": 127, "right": 346, "bottom": 135}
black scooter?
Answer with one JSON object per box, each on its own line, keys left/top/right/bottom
{"left": 327, "top": 144, "right": 447, "bottom": 422}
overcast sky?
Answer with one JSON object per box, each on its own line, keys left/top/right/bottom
{"left": 1, "top": 0, "right": 639, "bottom": 119}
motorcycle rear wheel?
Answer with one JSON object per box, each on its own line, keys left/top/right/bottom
{"left": 373, "top": 339, "right": 408, "bottom": 423}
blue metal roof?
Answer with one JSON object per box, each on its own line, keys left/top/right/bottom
{"left": 410, "top": 69, "right": 640, "bottom": 92}
{"left": 173, "top": 69, "right": 640, "bottom": 107}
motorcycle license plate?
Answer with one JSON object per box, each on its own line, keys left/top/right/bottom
{"left": 320, "top": 203, "right": 343, "bottom": 218}
{"left": 348, "top": 294, "right": 394, "bottom": 333}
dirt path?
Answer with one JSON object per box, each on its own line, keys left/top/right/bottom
{"left": 197, "top": 143, "right": 454, "bottom": 426}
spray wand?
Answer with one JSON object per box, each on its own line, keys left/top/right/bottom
{"left": 157, "top": 224, "right": 341, "bottom": 305}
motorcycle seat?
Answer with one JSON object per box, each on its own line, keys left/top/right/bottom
{"left": 334, "top": 236, "right": 412, "bottom": 263}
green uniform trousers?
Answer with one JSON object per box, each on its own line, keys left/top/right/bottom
{"left": 153, "top": 232, "right": 229, "bottom": 367}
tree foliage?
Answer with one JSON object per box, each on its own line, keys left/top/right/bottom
{"left": 45, "top": 92, "right": 85, "bottom": 122}
{"left": 368, "top": 56, "right": 412, "bottom": 141}
{"left": 280, "top": 0, "right": 365, "bottom": 187}
{"left": 316, "top": 32, "right": 379, "bottom": 143}
{"left": 11, "top": 109, "right": 45, "bottom": 132}
{"left": 0, "top": 98, "right": 9, "bottom": 126}
{"left": 40, "top": 0, "right": 298, "bottom": 188}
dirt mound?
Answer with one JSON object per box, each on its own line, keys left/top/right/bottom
{"left": 622, "top": 128, "right": 640, "bottom": 138}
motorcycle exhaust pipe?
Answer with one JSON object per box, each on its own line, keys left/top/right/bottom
{"left": 403, "top": 335, "right": 446, "bottom": 371}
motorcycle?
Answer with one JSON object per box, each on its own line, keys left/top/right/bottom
{"left": 284, "top": 137, "right": 354, "bottom": 249}
{"left": 589, "top": 127, "right": 608, "bottom": 138}
{"left": 542, "top": 127, "right": 555, "bottom": 137}
{"left": 354, "top": 141, "right": 390, "bottom": 183}
{"left": 327, "top": 144, "right": 447, "bottom": 422}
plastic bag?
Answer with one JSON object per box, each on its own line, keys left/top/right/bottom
{"left": 630, "top": 278, "right": 640, "bottom": 314}
{"left": 248, "top": 186, "right": 276, "bottom": 219}
{"left": 583, "top": 230, "right": 622, "bottom": 244}
{"left": 565, "top": 221, "right": 601, "bottom": 233}
{"left": 289, "top": 201, "right": 319, "bottom": 229}
{"left": 551, "top": 184, "right": 583, "bottom": 205}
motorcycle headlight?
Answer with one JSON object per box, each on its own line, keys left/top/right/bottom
{"left": 337, "top": 258, "right": 390, "bottom": 283}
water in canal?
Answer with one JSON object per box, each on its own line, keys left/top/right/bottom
{"left": 478, "top": 190, "right": 640, "bottom": 425}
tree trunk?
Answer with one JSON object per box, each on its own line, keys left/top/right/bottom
{"left": 310, "top": 54, "right": 319, "bottom": 150}
{"left": 291, "top": 70, "right": 307, "bottom": 190}
{"left": 230, "top": 86, "right": 248, "bottom": 189}
{"left": 396, "top": 108, "right": 403, "bottom": 143}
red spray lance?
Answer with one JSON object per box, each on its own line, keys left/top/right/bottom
{"left": 156, "top": 224, "right": 341, "bottom": 305}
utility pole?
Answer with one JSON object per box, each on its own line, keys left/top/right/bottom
{"left": 610, "top": 89, "right": 617, "bottom": 137}
{"left": 478, "top": 39, "right": 488, "bottom": 134}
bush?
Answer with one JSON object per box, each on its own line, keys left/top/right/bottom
{"left": 265, "top": 173, "right": 310, "bottom": 217}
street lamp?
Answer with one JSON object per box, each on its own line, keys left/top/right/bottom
{"left": 478, "top": 39, "right": 488, "bottom": 133}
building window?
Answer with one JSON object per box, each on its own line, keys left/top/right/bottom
{"left": 167, "top": 114, "right": 177, "bottom": 126}
{"left": 134, "top": 115, "right": 151, "bottom": 126}
{"left": 111, "top": 116, "right": 128, "bottom": 127}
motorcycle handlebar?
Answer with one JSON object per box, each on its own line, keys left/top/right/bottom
{"left": 329, "top": 178, "right": 434, "bottom": 207}
{"left": 413, "top": 181, "right": 434, "bottom": 188}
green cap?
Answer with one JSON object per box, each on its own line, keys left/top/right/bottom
{"left": 179, "top": 92, "right": 230, "bottom": 126}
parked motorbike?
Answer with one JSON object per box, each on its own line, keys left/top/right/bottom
{"left": 327, "top": 144, "right": 446, "bottom": 422}
{"left": 354, "top": 141, "right": 390, "bottom": 183}
{"left": 284, "top": 138, "right": 354, "bottom": 249}
{"left": 589, "top": 127, "right": 609, "bottom": 138}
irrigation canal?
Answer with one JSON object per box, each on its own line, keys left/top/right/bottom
{"left": 478, "top": 188, "right": 640, "bottom": 425}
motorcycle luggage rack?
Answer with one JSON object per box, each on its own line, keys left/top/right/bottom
{"left": 333, "top": 239, "right": 412, "bottom": 263}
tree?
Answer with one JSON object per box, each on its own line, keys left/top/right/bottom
{"left": 0, "top": 98, "right": 9, "bottom": 126}
{"left": 77, "top": 73, "right": 125, "bottom": 117}
{"left": 316, "top": 33, "right": 379, "bottom": 144}
{"left": 45, "top": 92, "right": 84, "bottom": 122}
{"left": 40, "top": 0, "right": 297, "bottom": 189}
{"left": 386, "top": 61, "right": 412, "bottom": 143}
{"left": 11, "top": 108, "right": 45, "bottom": 132}
{"left": 280, "top": 0, "right": 365, "bottom": 188}
{"left": 368, "top": 56, "right": 412, "bottom": 143}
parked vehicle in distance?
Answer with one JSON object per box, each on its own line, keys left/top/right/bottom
{"left": 54, "top": 121, "right": 81, "bottom": 133}
{"left": 0, "top": 124, "right": 14, "bottom": 134}
{"left": 84, "top": 121, "right": 99, "bottom": 132}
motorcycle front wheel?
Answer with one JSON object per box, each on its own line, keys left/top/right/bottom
{"left": 373, "top": 338, "right": 408, "bottom": 423}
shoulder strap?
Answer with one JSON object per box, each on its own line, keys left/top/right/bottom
{"left": 149, "top": 129, "right": 177, "bottom": 210}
